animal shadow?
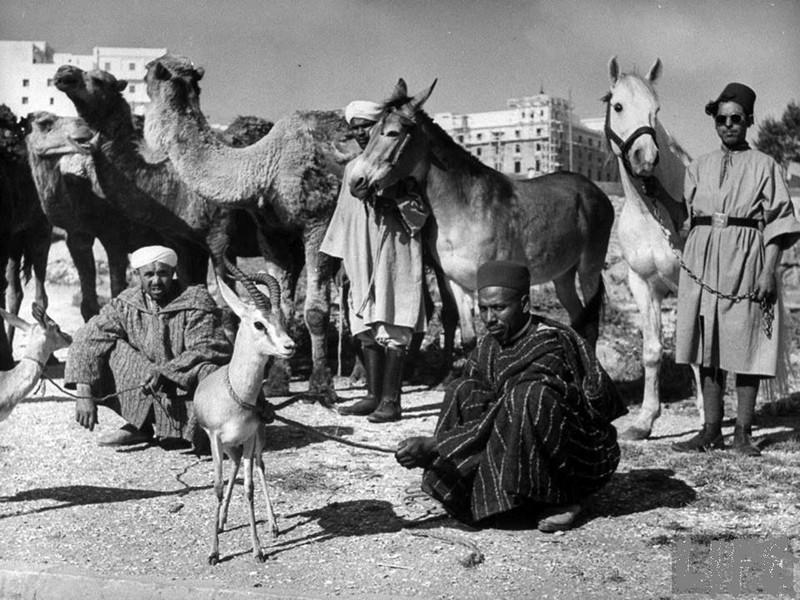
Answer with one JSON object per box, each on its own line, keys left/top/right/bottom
{"left": 586, "top": 468, "right": 696, "bottom": 521}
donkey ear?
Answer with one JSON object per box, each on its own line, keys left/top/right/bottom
{"left": 0, "top": 308, "right": 32, "bottom": 332}
{"left": 194, "top": 66, "right": 205, "bottom": 81}
{"left": 116, "top": 79, "right": 128, "bottom": 92}
{"left": 646, "top": 58, "right": 662, "bottom": 84}
{"left": 216, "top": 277, "right": 249, "bottom": 319}
{"left": 152, "top": 61, "right": 171, "bottom": 81}
{"left": 409, "top": 79, "right": 437, "bottom": 112}
{"left": 608, "top": 56, "right": 620, "bottom": 84}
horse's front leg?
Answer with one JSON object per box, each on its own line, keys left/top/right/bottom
{"left": 620, "top": 269, "right": 666, "bottom": 441}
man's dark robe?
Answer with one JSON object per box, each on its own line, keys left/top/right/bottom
{"left": 422, "top": 315, "right": 627, "bottom": 523}
{"left": 65, "top": 284, "right": 232, "bottom": 440}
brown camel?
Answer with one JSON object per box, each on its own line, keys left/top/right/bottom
{"left": 0, "top": 105, "right": 52, "bottom": 368}
{"left": 25, "top": 111, "right": 159, "bottom": 321}
{"left": 143, "top": 53, "right": 360, "bottom": 398}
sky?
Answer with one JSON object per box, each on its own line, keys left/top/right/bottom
{"left": 2, "top": 0, "right": 798, "bottom": 157}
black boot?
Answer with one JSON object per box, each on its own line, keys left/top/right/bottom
{"left": 731, "top": 425, "right": 761, "bottom": 457}
{"left": 339, "top": 344, "right": 383, "bottom": 415}
{"left": 671, "top": 423, "right": 724, "bottom": 453}
{"left": 368, "top": 347, "right": 406, "bottom": 423}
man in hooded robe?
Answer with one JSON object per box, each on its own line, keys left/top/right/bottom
{"left": 66, "top": 245, "right": 231, "bottom": 447}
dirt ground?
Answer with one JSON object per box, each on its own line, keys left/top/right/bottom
{"left": 2, "top": 202, "right": 800, "bottom": 599}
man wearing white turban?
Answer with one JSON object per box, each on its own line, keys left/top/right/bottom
{"left": 65, "top": 245, "right": 231, "bottom": 448}
{"left": 321, "top": 100, "right": 431, "bottom": 423}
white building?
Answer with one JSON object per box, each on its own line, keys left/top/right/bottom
{"left": 434, "top": 92, "right": 617, "bottom": 182}
{"left": 0, "top": 40, "right": 167, "bottom": 119}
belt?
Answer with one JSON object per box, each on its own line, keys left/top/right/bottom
{"left": 691, "top": 212, "right": 761, "bottom": 229}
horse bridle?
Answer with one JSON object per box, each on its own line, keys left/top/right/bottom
{"left": 382, "top": 109, "right": 415, "bottom": 169}
{"left": 603, "top": 97, "right": 659, "bottom": 176}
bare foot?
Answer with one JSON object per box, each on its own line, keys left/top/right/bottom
{"left": 395, "top": 436, "right": 437, "bottom": 469}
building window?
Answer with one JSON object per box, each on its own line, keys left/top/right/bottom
{"left": 49, "top": 97, "right": 54, "bottom": 105}
{"left": 128, "top": 84, "right": 136, "bottom": 94}
{"left": 515, "top": 144, "right": 521, "bottom": 153}
{"left": 458, "top": 135, "right": 464, "bottom": 143}
{"left": 476, "top": 148, "right": 482, "bottom": 157}
{"left": 46, "top": 78, "right": 53, "bottom": 87}
{"left": 535, "top": 159, "right": 541, "bottom": 171}
{"left": 22, "top": 79, "right": 29, "bottom": 87}
{"left": 104, "top": 62, "right": 111, "bottom": 71}
{"left": 129, "top": 62, "right": 136, "bottom": 70}
{"left": 578, "top": 135, "right": 583, "bottom": 143}
{"left": 476, "top": 133, "right": 483, "bottom": 141}
{"left": 535, "top": 128, "right": 542, "bottom": 136}
{"left": 515, "top": 129, "right": 520, "bottom": 138}
{"left": 21, "top": 97, "right": 28, "bottom": 104}
{"left": 588, "top": 169, "right": 593, "bottom": 180}
{"left": 514, "top": 161, "right": 521, "bottom": 173}
{"left": 535, "top": 143, "right": 541, "bottom": 151}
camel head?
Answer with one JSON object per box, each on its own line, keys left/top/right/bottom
{"left": 54, "top": 65, "right": 129, "bottom": 132}
{"left": 144, "top": 53, "right": 205, "bottom": 116}
{"left": 26, "top": 112, "right": 95, "bottom": 158}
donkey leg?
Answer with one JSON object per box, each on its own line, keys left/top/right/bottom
{"left": 621, "top": 270, "right": 666, "bottom": 441}
{"left": 242, "top": 437, "right": 265, "bottom": 562}
{"left": 208, "top": 434, "right": 226, "bottom": 565}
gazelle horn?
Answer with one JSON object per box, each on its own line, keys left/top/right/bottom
{"left": 223, "top": 258, "right": 271, "bottom": 313}
{"left": 248, "top": 272, "right": 281, "bottom": 312}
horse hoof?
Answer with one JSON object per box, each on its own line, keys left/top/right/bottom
{"left": 620, "top": 426, "right": 651, "bottom": 441}
{"left": 208, "top": 553, "right": 219, "bottom": 566}
{"left": 255, "top": 550, "right": 266, "bottom": 563}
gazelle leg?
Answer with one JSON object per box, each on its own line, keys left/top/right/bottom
{"left": 219, "top": 447, "right": 242, "bottom": 533}
{"left": 208, "top": 433, "right": 225, "bottom": 565}
{"left": 243, "top": 437, "right": 264, "bottom": 562}
{"left": 255, "top": 426, "right": 278, "bottom": 538}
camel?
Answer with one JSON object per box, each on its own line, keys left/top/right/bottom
{"left": 25, "top": 112, "right": 156, "bottom": 322}
{"left": 143, "top": 53, "right": 360, "bottom": 398}
{"left": 0, "top": 105, "right": 52, "bottom": 369}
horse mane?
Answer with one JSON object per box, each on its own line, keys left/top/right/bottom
{"left": 382, "top": 96, "right": 514, "bottom": 202}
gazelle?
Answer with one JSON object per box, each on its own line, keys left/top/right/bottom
{"left": 194, "top": 261, "right": 296, "bottom": 565}
{"left": 0, "top": 303, "right": 72, "bottom": 422}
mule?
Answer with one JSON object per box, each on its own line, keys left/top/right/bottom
{"left": 602, "top": 56, "right": 702, "bottom": 440}
{"left": 348, "top": 79, "right": 614, "bottom": 376}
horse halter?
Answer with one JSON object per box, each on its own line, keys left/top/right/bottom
{"left": 603, "top": 98, "right": 659, "bottom": 176}
{"left": 381, "top": 109, "right": 416, "bottom": 169}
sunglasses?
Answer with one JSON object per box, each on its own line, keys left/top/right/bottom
{"left": 715, "top": 113, "right": 746, "bottom": 126}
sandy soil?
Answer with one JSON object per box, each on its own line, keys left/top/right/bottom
{"left": 1, "top": 210, "right": 799, "bottom": 599}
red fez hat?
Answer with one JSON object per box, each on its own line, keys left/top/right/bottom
{"left": 476, "top": 260, "right": 530, "bottom": 292}
{"left": 705, "top": 82, "right": 756, "bottom": 117}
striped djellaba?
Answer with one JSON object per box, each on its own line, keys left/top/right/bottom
{"left": 421, "top": 315, "right": 627, "bottom": 523}
{"left": 65, "top": 284, "right": 232, "bottom": 441}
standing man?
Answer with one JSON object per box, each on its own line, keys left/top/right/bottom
{"left": 396, "top": 261, "right": 626, "bottom": 531}
{"left": 321, "top": 100, "right": 430, "bottom": 423}
{"left": 67, "top": 245, "right": 232, "bottom": 448}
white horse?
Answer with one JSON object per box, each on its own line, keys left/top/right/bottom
{"left": 603, "top": 57, "right": 702, "bottom": 440}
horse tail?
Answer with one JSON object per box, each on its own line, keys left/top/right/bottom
{"left": 571, "top": 277, "right": 605, "bottom": 348}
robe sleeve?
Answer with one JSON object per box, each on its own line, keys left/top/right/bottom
{"left": 64, "top": 301, "right": 128, "bottom": 389}
{"left": 761, "top": 159, "right": 800, "bottom": 250}
{"left": 158, "top": 308, "right": 232, "bottom": 391}
{"left": 683, "top": 160, "right": 698, "bottom": 212}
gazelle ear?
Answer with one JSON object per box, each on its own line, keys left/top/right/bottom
{"left": 646, "top": 58, "right": 662, "bottom": 84}
{"left": 609, "top": 56, "right": 620, "bottom": 84}
{"left": 0, "top": 308, "right": 33, "bottom": 332}
{"left": 216, "top": 277, "right": 249, "bottom": 320}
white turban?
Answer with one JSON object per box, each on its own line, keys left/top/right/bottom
{"left": 344, "top": 100, "right": 382, "bottom": 125}
{"left": 130, "top": 245, "right": 178, "bottom": 270}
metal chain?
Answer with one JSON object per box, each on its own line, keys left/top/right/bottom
{"left": 645, "top": 194, "right": 774, "bottom": 339}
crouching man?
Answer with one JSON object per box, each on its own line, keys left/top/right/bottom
{"left": 66, "top": 245, "right": 232, "bottom": 448}
{"left": 396, "top": 260, "right": 626, "bottom": 532}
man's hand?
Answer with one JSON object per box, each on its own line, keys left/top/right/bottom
{"left": 755, "top": 269, "right": 777, "bottom": 304}
{"left": 75, "top": 385, "right": 98, "bottom": 431}
{"left": 142, "top": 370, "right": 166, "bottom": 395}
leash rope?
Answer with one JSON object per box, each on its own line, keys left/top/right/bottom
{"left": 642, "top": 191, "right": 774, "bottom": 339}
{"left": 41, "top": 373, "right": 395, "bottom": 454}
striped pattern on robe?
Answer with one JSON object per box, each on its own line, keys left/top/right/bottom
{"left": 421, "top": 315, "right": 627, "bottom": 523}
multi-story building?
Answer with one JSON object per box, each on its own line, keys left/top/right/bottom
{"left": 0, "top": 40, "right": 167, "bottom": 119}
{"left": 434, "top": 91, "right": 618, "bottom": 182}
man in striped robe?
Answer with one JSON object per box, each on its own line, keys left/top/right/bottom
{"left": 66, "top": 246, "right": 232, "bottom": 448}
{"left": 396, "top": 260, "right": 626, "bottom": 531}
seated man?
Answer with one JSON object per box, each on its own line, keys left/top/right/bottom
{"left": 66, "top": 245, "right": 232, "bottom": 448}
{"left": 396, "top": 260, "right": 626, "bottom": 532}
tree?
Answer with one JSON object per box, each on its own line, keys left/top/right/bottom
{"left": 754, "top": 101, "right": 800, "bottom": 167}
